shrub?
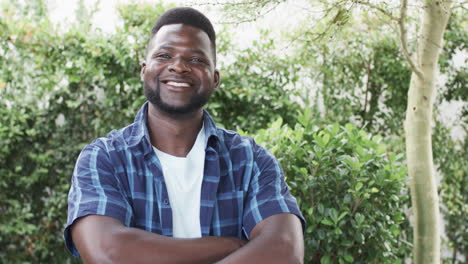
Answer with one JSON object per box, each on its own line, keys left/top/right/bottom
{"left": 434, "top": 122, "right": 467, "bottom": 264}
{"left": 209, "top": 31, "right": 302, "bottom": 132}
{"left": 0, "top": 1, "right": 303, "bottom": 262}
{"left": 252, "top": 110, "right": 412, "bottom": 263}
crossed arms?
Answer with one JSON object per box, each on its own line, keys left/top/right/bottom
{"left": 71, "top": 212, "right": 304, "bottom": 264}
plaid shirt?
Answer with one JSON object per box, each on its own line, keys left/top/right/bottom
{"left": 64, "top": 102, "right": 305, "bottom": 257}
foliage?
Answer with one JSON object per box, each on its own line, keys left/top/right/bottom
{"left": 436, "top": 11, "right": 467, "bottom": 262}
{"left": 292, "top": 15, "right": 411, "bottom": 136}
{"left": 209, "top": 30, "right": 302, "bottom": 131}
{"left": 0, "top": 0, "right": 464, "bottom": 262}
{"left": 434, "top": 121, "right": 467, "bottom": 264}
{"left": 439, "top": 10, "right": 468, "bottom": 117}
{"left": 0, "top": 0, "right": 302, "bottom": 262}
{"left": 0, "top": 0, "right": 168, "bottom": 261}
{"left": 252, "top": 111, "right": 411, "bottom": 263}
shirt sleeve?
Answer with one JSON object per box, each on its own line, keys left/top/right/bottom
{"left": 64, "top": 140, "right": 133, "bottom": 257}
{"left": 242, "top": 144, "right": 306, "bottom": 239}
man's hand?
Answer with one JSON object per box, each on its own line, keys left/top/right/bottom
{"left": 216, "top": 213, "right": 304, "bottom": 264}
{"left": 71, "top": 215, "right": 246, "bottom": 264}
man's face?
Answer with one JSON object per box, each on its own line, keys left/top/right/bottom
{"left": 141, "top": 24, "right": 219, "bottom": 116}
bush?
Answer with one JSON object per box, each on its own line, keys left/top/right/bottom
{"left": 251, "top": 110, "right": 411, "bottom": 263}
{"left": 0, "top": 1, "right": 166, "bottom": 262}
{"left": 0, "top": 1, "right": 303, "bottom": 262}
{"left": 434, "top": 122, "right": 467, "bottom": 264}
{"left": 209, "top": 30, "right": 302, "bottom": 132}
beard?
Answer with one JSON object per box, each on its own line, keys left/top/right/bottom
{"left": 144, "top": 79, "right": 212, "bottom": 116}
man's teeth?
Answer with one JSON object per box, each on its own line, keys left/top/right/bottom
{"left": 166, "top": 81, "right": 190, "bottom": 87}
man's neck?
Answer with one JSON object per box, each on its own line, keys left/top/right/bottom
{"left": 147, "top": 103, "right": 204, "bottom": 157}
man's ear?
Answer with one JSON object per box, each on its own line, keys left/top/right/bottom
{"left": 140, "top": 61, "right": 147, "bottom": 81}
{"left": 214, "top": 69, "right": 220, "bottom": 89}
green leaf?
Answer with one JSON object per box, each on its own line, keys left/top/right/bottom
{"left": 331, "top": 123, "right": 340, "bottom": 135}
{"left": 345, "top": 123, "right": 354, "bottom": 132}
{"left": 321, "top": 219, "right": 334, "bottom": 226}
{"left": 344, "top": 255, "right": 354, "bottom": 262}
{"left": 321, "top": 255, "right": 331, "bottom": 264}
{"left": 355, "top": 213, "right": 365, "bottom": 225}
{"left": 376, "top": 144, "right": 386, "bottom": 155}
{"left": 341, "top": 240, "right": 353, "bottom": 247}
{"left": 318, "top": 203, "right": 325, "bottom": 214}
{"left": 271, "top": 118, "right": 283, "bottom": 130}
{"left": 329, "top": 208, "right": 338, "bottom": 222}
{"left": 337, "top": 212, "right": 348, "bottom": 222}
{"left": 297, "top": 108, "right": 312, "bottom": 127}
{"left": 322, "top": 133, "right": 330, "bottom": 146}
{"left": 355, "top": 182, "right": 363, "bottom": 192}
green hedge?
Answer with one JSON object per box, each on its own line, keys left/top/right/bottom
{"left": 0, "top": 1, "right": 301, "bottom": 262}
{"left": 251, "top": 111, "right": 412, "bottom": 263}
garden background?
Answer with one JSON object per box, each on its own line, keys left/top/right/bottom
{"left": 0, "top": 0, "right": 466, "bottom": 263}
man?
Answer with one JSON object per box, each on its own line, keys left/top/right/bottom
{"left": 65, "top": 7, "right": 305, "bottom": 264}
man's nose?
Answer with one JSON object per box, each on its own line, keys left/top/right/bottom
{"left": 168, "top": 58, "right": 191, "bottom": 73}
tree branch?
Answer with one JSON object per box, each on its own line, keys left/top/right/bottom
{"left": 217, "top": 2, "right": 281, "bottom": 24}
{"left": 353, "top": 0, "right": 399, "bottom": 21}
{"left": 450, "top": 0, "right": 467, "bottom": 10}
{"left": 280, "top": 2, "right": 350, "bottom": 50}
{"left": 193, "top": 0, "right": 286, "bottom": 25}
{"left": 399, "top": 0, "right": 423, "bottom": 79}
{"left": 193, "top": 0, "right": 275, "bottom": 7}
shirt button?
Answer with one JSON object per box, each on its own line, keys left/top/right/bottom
{"left": 163, "top": 199, "right": 169, "bottom": 205}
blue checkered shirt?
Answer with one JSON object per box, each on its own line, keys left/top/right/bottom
{"left": 64, "top": 102, "right": 305, "bottom": 257}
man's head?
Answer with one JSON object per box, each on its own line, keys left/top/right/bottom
{"left": 141, "top": 7, "right": 219, "bottom": 117}
{"left": 149, "top": 7, "right": 216, "bottom": 64}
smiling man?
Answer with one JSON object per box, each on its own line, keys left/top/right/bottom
{"left": 65, "top": 7, "right": 305, "bottom": 264}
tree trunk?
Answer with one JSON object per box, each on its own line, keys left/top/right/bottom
{"left": 404, "top": 1, "right": 452, "bottom": 263}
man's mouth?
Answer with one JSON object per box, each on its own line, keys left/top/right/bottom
{"left": 165, "top": 81, "right": 191, "bottom": 87}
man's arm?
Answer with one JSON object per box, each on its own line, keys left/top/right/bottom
{"left": 215, "top": 213, "right": 304, "bottom": 264}
{"left": 216, "top": 141, "right": 305, "bottom": 264}
{"left": 71, "top": 215, "right": 245, "bottom": 264}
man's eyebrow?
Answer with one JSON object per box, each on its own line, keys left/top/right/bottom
{"left": 157, "top": 45, "right": 175, "bottom": 51}
{"left": 188, "top": 49, "right": 207, "bottom": 56}
{"left": 156, "top": 45, "right": 207, "bottom": 56}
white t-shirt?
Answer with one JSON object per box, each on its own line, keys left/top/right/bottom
{"left": 153, "top": 125, "right": 206, "bottom": 238}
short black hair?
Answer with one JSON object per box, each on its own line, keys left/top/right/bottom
{"left": 150, "top": 7, "right": 216, "bottom": 62}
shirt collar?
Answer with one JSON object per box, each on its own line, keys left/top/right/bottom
{"left": 201, "top": 109, "right": 219, "bottom": 147}
{"left": 127, "top": 102, "right": 220, "bottom": 152}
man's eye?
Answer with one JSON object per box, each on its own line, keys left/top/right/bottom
{"left": 155, "top": 54, "right": 171, "bottom": 60}
{"left": 190, "top": 57, "right": 205, "bottom": 63}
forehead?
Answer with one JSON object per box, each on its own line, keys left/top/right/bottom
{"left": 148, "top": 24, "right": 213, "bottom": 55}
